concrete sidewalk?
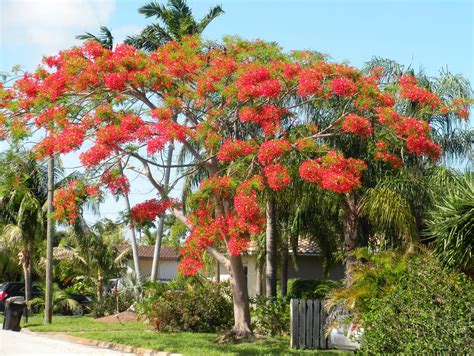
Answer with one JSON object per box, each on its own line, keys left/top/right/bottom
{"left": 0, "top": 329, "right": 134, "bottom": 356}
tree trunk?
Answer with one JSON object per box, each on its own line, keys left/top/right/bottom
{"left": 96, "top": 273, "right": 104, "bottom": 317}
{"left": 228, "top": 255, "right": 253, "bottom": 338}
{"left": 123, "top": 191, "right": 142, "bottom": 281}
{"left": 343, "top": 194, "right": 360, "bottom": 286}
{"left": 280, "top": 239, "right": 289, "bottom": 297}
{"left": 45, "top": 154, "right": 54, "bottom": 324}
{"left": 216, "top": 261, "right": 220, "bottom": 282}
{"left": 265, "top": 197, "right": 277, "bottom": 298}
{"left": 151, "top": 143, "right": 174, "bottom": 281}
{"left": 255, "top": 263, "right": 263, "bottom": 297}
{"left": 119, "top": 160, "right": 141, "bottom": 282}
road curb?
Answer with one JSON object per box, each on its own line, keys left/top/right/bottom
{"left": 21, "top": 328, "right": 182, "bottom": 356}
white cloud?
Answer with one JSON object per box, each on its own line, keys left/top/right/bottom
{"left": 1, "top": 0, "right": 115, "bottom": 62}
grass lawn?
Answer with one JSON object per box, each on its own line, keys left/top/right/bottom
{"left": 21, "top": 315, "right": 346, "bottom": 355}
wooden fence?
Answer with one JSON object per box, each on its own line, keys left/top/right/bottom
{"left": 290, "top": 299, "right": 329, "bottom": 350}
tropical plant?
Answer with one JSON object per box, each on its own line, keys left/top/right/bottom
{"left": 426, "top": 171, "right": 473, "bottom": 272}
{"left": 125, "top": 0, "right": 224, "bottom": 51}
{"left": 358, "top": 252, "right": 473, "bottom": 353}
{"left": 55, "top": 218, "right": 128, "bottom": 316}
{"left": 0, "top": 150, "right": 57, "bottom": 302}
{"left": 29, "top": 283, "right": 83, "bottom": 315}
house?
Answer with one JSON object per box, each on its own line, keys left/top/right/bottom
{"left": 218, "top": 238, "right": 344, "bottom": 297}
{"left": 119, "top": 244, "right": 179, "bottom": 281}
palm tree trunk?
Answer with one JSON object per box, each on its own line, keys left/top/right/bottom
{"left": 119, "top": 160, "right": 142, "bottom": 281}
{"left": 123, "top": 191, "right": 142, "bottom": 281}
{"left": 151, "top": 143, "right": 174, "bottom": 281}
{"left": 343, "top": 194, "right": 360, "bottom": 286}
{"left": 96, "top": 273, "right": 104, "bottom": 317}
{"left": 45, "top": 154, "right": 54, "bottom": 324}
{"left": 265, "top": 197, "right": 277, "bottom": 298}
{"left": 280, "top": 238, "right": 289, "bottom": 297}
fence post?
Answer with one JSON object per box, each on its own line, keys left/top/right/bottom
{"left": 298, "top": 299, "right": 306, "bottom": 349}
{"left": 320, "top": 302, "right": 328, "bottom": 349}
{"left": 313, "top": 299, "right": 320, "bottom": 348}
{"left": 290, "top": 299, "right": 299, "bottom": 348}
{"left": 306, "top": 300, "right": 313, "bottom": 349}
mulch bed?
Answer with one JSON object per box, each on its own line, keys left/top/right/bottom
{"left": 96, "top": 311, "right": 141, "bottom": 323}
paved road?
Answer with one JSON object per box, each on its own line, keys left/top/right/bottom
{"left": 0, "top": 330, "right": 134, "bottom": 356}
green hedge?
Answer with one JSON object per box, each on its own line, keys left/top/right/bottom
{"left": 361, "top": 256, "right": 473, "bottom": 353}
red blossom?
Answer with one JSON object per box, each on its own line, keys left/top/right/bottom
{"left": 257, "top": 139, "right": 292, "bottom": 165}
{"left": 218, "top": 139, "right": 256, "bottom": 162}
{"left": 299, "top": 151, "right": 367, "bottom": 193}
{"left": 130, "top": 198, "right": 173, "bottom": 225}
{"left": 341, "top": 114, "right": 373, "bottom": 137}
{"left": 330, "top": 77, "right": 358, "bottom": 97}
{"left": 264, "top": 163, "right": 292, "bottom": 191}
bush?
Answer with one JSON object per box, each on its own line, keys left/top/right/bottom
{"left": 287, "top": 278, "right": 341, "bottom": 300}
{"left": 326, "top": 248, "right": 474, "bottom": 353}
{"left": 251, "top": 296, "right": 289, "bottom": 336}
{"left": 103, "top": 289, "right": 136, "bottom": 315}
{"left": 138, "top": 280, "right": 233, "bottom": 332}
{"left": 361, "top": 257, "right": 474, "bottom": 354}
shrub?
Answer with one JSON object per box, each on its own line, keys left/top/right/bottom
{"left": 287, "top": 278, "right": 341, "bottom": 300}
{"left": 251, "top": 296, "right": 289, "bottom": 336}
{"left": 361, "top": 257, "right": 474, "bottom": 354}
{"left": 326, "top": 248, "right": 474, "bottom": 353}
{"left": 138, "top": 280, "right": 233, "bottom": 332}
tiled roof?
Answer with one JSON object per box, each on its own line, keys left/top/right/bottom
{"left": 117, "top": 244, "right": 179, "bottom": 260}
{"left": 248, "top": 237, "right": 321, "bottom": 256}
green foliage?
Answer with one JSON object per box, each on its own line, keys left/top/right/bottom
{"left": 326, "top": 248, "right": 473, "bottom": 353}
{"left": 29, "top": 283, "right": 83, "bottom": 315}
{"left": 138, "top": 279, "right": 233, "bottom": 332}
{"left": 250, "top": 296, "right": 289, "bottom": 336}
{"left": 361, "top": 256, "right": 474, "bottom": 353}
{"left": 426, "top": 172, "right": 473, "bottom": 272}
{"left": 287, "top": 279, "right": 342, "bottom": 300}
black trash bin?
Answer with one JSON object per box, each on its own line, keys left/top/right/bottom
{"left": 2, "top": 296, "right": 26, "bottom": 331}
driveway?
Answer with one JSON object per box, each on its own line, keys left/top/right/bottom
{"left": 0, "top": 330, "right": 134, "bottom": 356}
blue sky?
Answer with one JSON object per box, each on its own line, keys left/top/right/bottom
{"left": 1, "top": 0, "right": 473, "bottom": 223}
{"left": 2, "top": 0, "right": 473, "bottom": 83}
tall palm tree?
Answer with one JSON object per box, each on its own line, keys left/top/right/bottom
{"left": 76, "top": 26, "right": 114, "bottom": 50}
{"left": 0, "top": 151, "right": 53, "bottom": 302}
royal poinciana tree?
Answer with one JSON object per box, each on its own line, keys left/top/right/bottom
{"left": 0, "top": 37, "right": 468, "bottom": 337}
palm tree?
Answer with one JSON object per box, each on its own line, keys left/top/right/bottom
{"left": 76, "top": 26, "right": 114, "bottom": 50}
{"left": 125, "top": 0, "right": 224, "bottom": 51}
{"left": 55, "top": 218, "right": 128, "bottom": 316}
{"left": 0, "top": 151, "right": 53, "bottom": 303}
{"left": 425, "top": 171, "right": 473, "bottom": 273}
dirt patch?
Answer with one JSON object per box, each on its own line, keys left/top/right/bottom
{"left": 96, "top": 311, "right": 141, "bottom": 323}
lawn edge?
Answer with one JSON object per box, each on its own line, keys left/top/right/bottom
{"left": 21, "top": 328, "right": 182, "bottom": 356}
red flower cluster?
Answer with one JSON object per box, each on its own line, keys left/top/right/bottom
{"left": 35, "top": 125, "right": 85, "bottom": 159}
{"left": 239, "top": 105, "right": 286, "bottom": 135}
{"left": 398, "top": 75, "right": 441, "bottom": 109}
{"left": 53, "top": 181, "right": 84, "bottom": 224}
{"left": 264, "top": 163, "right": 292, "bottom": 191}
{"left": 330, "top": 77, "right": 358, "bottom": 97}
{"left": 103, "top": 72, "right": 127, "bottom": 91}
{"left": 130, "top": 198, "right": 173, "bottom": 224}
{"left": 297, "top": 67, "right": 323, "bottom": 97}
{"left": 217, "top": 139, "right": 256, "bottom": 162}
{"left": 257, "top": 139, "right": 291, "bottom": 165}
{"left": 237, "top": 67, "right": 281, "bottom": 100}
{"left": 374, "top": 141, "right": 402, "bottom": 168}
{"left": 394, "top": 117, "right": 441, "bottom": 158}
{"left": 101, "top": 170, "right": 130, "bottom": 196}
{"left": 79, "top": 145, "right": 111, "bottom": 169}
{"left": 341, "top": 114, "right": 373, "bottom": 137}
{"left": 299, "top": 151, "right": 367, "bottom": 193}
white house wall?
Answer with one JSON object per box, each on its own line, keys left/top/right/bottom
{"left": 128, "top": 259, "right": 179, "bottom": 280}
